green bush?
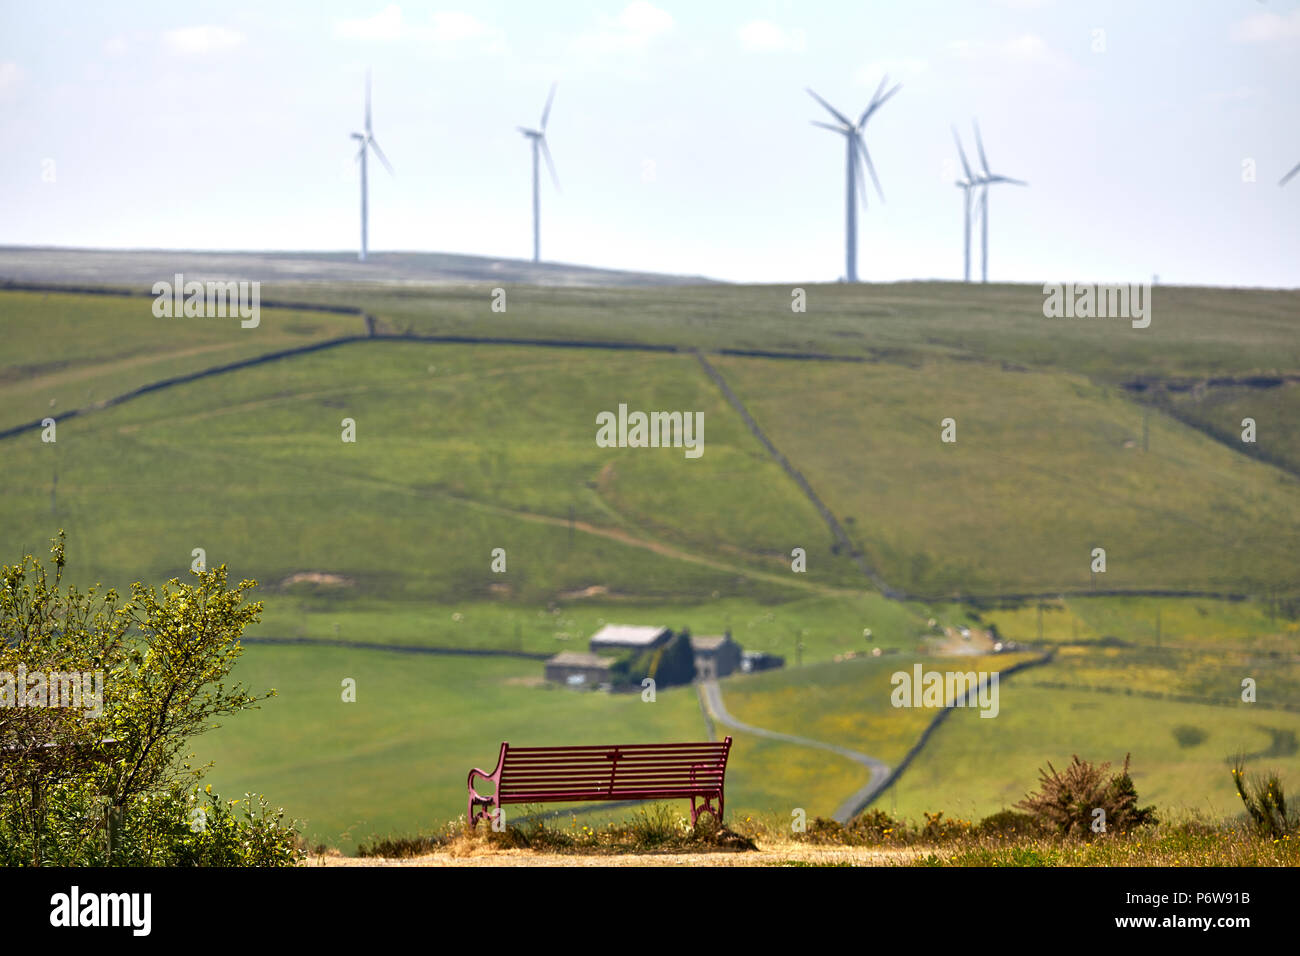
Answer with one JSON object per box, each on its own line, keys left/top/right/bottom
{"left": 976, "top": 809, "right": 1043, "bottom": 838}
{"left": 0, "top": 784, "right": 302, "bottom": 866}
{"left": 0, "top": 534, "right": 299, "bottom": 866}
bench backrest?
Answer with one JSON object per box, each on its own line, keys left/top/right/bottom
{"left": 498, "top": 739, "right": 731, "bottom": 802}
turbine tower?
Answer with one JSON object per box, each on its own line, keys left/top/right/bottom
{"left": 350, "top": 70, "right": 393, "bottom": 263}
{"left": 951, "top": 126, "right": 983, "bottom": 283}
{"left": 807, "top": 76, "right": 901, "bottom": 282}
{"left": 518, "top": 83, "right": 560, "bottom": 263}
{"left": 971, "top": 120, "right": 1026, "bottom": 283}
{"left": 1281, "top": 160, "right": 1300, "bottom": 187}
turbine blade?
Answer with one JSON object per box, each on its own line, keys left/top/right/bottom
{"left": 806, "top": 88, "right": 852, "bottom": 128}
{"left": 365, "top": 70, "right": 372, "bottom": 135}
{"left": 952, "top": 126, "right": 974, "bottom": 180}
{"left": 540, "top": 136, "right": 560, "bottom": 192}
{"left": 851, "top": 137, "right": 869, "bottom": 209}
{"left": 857, "top": 134, "right": 883, "bottom": 201}
{"left": 518, "top": 126, "right": 537, "bottom": 136}
{"left": 368, "top": 136, "right": 394, "bottom": 175}
{"left": 540, "top": 82, "right": 557, "bottom": 131}
{"left": 859, "top": 81, "right": 901, "bottom": 126}
{"left": 857, "top": 75, "right": 889, "bottom": 126}
{"left": 811, "top": 120, "right": 844, "bottom": 134}
{"left": 973, "top": 119, "right": 991, "bottom": 175}
{"left": 1281, "top": 160, "right": 1300, "bottom": 187}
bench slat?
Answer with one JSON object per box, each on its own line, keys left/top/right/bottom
{"left": 501, "top": 760, "right": 726, "bottom": 773}
{"left": 499, "top": 789, "right": 722, "bottom": 803}
{"left": 507, "top": 742, "right": 728, "bottom": 752}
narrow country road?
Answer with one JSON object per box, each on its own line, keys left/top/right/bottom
{"left": 698, "top": 679, "right": 891, "bottom": 824}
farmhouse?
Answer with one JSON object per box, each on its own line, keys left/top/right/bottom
{"left": 543, "top": 651, "right": 613, "bottom": 687}
{"left": 689, "top": 631, "right": 742, "bottom": 679}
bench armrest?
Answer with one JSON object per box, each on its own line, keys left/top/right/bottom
{"left": 466, "top": 742, "right": 509, "bottom": 826}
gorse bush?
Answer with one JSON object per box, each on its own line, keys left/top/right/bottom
{"left": 1015, "top": 753, "right": 1157, "bottom": 836}
{"left": 1232, "top": 761, "right": 1296, "bottom": 839}
{"left": 0, "top": 534, "right": 301, "bottom": 866}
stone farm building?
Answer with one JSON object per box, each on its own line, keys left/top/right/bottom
{"left": 543, "top": 624, "right": 765, "bottom": 687}
{"left": 543, "top": 651, "right": 613, "bottom": 688}
{"left": 689, "top": 632, "right": 742, "bottom": 679}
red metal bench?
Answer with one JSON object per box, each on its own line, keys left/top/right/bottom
{"left": 467, "top": 737, "right": 732, "bottom": 828}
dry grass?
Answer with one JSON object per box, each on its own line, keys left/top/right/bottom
{"left": 338, "top": 801, "right": 1300, "bottom": 867}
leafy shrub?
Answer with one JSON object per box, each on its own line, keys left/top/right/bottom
{"left": 848, "top": 808, "right": 901, "bottom": 840}
{"left": 976, "top": 809, "right": 1043, "bottom": 838}
{"left": 0, "top": 784, "right": 302, "bottom": 866}
{"left": 609, "top": 633, "right": 697, "bottom": 689}
{"left": 920, "top": 811, "right": 973, "bottom": 841}
{"left": 0, "top": 535, "right": 297, "bottom": 865}
{"left": 1015, "top": 753, "right": 1157, "bottom": 836}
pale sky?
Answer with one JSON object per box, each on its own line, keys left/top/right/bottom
{"left": 2, "top": 0, "right": 1298, "bottom": 286}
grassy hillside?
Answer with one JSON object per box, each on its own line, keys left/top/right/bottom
{"left": 715, "top": 354, "right": 1300, "bottom": 596}
{"left": 5, "top": 282, "right": 1299, "bottom": 852}
{"left": 0, "top": 289, "right": 364, "bottom": 433}
{"left": 256, "top": 281, "right": 1300, "bottom": 385}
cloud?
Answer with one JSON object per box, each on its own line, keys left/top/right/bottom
{"left": 335, "top": 5, "right": 405, "bottom": 41}
{"left": 1231, "top": 10, "right": 1300, "bottom": 44}
{"left": 738, "top": 20, "right": 806, "bottom": 54}
{"left": 104, "top": 35, "right": 129, "bottom": 56}
{"left": 574, "top": 2, "right": 674, "bottom": 53}
{"left": 162, "top": 25, "right": 246, "bottom": 55}
{"left": 949, "top": 33, "right": 1070, "bottom": 69}
{"left": 334, "top": 7, "right": 503, "bottom": 54}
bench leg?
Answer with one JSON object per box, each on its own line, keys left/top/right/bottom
{"left": 690, "top": 794, "right": 722, "bottom": 828}
{"left": 468, "top": 795, "right": 499, "bottom": 828}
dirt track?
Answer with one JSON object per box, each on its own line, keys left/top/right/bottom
{"left": 303, "top": 844, "right": 924, "bottom": 867}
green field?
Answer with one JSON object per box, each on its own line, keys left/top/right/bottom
{"left": 884, "top": 683, "right": 1300, "bottom": 823}
{"left": 4, "top": 279, "right": 1298, "bottom": 850}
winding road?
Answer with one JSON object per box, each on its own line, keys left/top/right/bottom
{"left": 698, "top": 679, "right": 891, "bottom": 824}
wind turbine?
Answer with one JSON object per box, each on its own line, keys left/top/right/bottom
{"left": 350, "top": 70, "right": 393, "bottom": 263}
{"left": 971, "top": 120, "right": 1026, "bottom": 283}
{"left": 808, "top": 76, "right": 901, "bottom": 282}
{"left": 518, "top": 83, "right": 560, "bottom": 263}
{"left": 1281, "top": 160, "right": 1300, "bottom": 187}
{"left": 951, "top": 126, "right": 983, "bottom": 283}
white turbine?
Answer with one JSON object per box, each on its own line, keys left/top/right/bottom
{"left": 971, "top": 120, "right": 1027, "bottom": 284}
{"left": 807, "top": 76, "right": 901, "bottom": 282}
{"left": 351, "top": 70, "right": 394, "bottom": 263}
{"left": 518, "top": 83, "right": 560, "bottom": 263}
{"left": 951, "top": 126, "right": 984, "bottom": 283}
